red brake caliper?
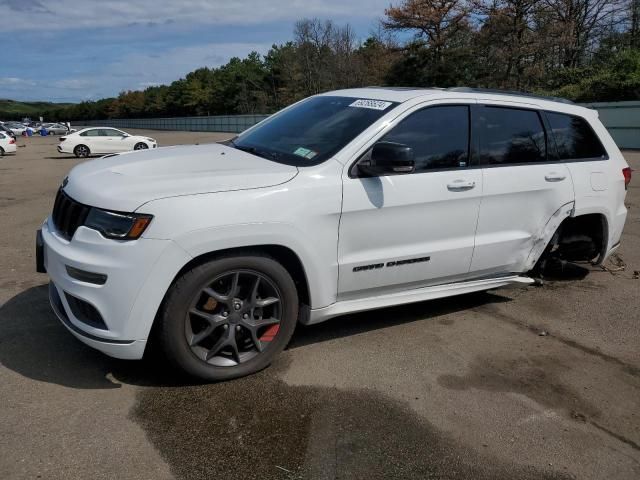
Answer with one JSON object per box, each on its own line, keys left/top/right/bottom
{"left": 259, "top": 324, "right": 280, "bottom": 342}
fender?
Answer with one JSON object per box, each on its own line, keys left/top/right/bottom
{"left": 171, "top": 222, "right": 338, "bottom": 310}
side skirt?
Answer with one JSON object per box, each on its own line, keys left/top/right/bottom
{"left": 305, "top": 275, "right": 534, "bottom": 325}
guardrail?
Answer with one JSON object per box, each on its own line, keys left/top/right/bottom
{"left": 78, "top": 101, "right": 640, "bottom": 149}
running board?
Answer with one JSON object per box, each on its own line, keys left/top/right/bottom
{"left": 305, "top": 275, "right": 534, "bottom": 325}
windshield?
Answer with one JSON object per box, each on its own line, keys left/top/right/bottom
{"left": 232, "top": 96, "right": 398, "bottom": 166}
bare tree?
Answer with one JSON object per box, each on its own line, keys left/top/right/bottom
{"left": 473, "top": 0, "right": 546, "bottom": 89}
{"left": 629, "top": 0, "right": 640, "bottom": 47}
{"left": 541, "top": 0, "right": 627, "bottom": 67}
{"left": 384, "top": 0, "right": 471, "bottom": 64}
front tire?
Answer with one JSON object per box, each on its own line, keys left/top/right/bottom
{"left": 134, "top": 142, "right": 148, "bottom": 150}
{"left": 74, "top": 144, "right": 90, "bottom": 158}
{"left": 157, "top": 254, "right": 299, "bottom": 381}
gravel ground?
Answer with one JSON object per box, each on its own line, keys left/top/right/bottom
{"left": 0, "top": 131, "right": 638, "bottom": 480}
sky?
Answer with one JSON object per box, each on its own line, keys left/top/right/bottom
{"left": 0, "top": 0, "right": 392, "bottom": 103}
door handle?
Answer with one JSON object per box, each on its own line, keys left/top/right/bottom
{"left": 447, "top": 179, "right": 476, "bottom": 192}
{"left": 545, "top": 172, "right": 566, "bottom": 182}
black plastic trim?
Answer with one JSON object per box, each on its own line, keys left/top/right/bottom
{"left": 36, "top": 229, "right": 46, "bottom": 273}
{"left": 65, "top": 265, "right": 107, "bottom": 285}
{"left": 49, "top": 283, "right": 134, "bottom": 345}
{"left": 64, "top": 292, "right": 108, "bottom": 330}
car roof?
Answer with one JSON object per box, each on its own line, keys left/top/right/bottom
{"left": 320, "top": 86, "right": 594, "bottom": 117}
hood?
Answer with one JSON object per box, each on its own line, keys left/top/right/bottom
{"left": 64, "top": 143, "right": 298, "bottom": 212}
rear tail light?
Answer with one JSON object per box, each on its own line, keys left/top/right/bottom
{"left": 623, "top": 167, "right": 632, "bottom": 190}
{"left": 9, "top": 138, "right": 15, "bottom": 144}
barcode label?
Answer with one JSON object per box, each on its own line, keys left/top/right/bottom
{"left": 349, "top": 99, "right": 393, "bottom": 111}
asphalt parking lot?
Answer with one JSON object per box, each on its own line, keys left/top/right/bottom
{"left": 0, "top": 131, "right": 639, "bottom": 480}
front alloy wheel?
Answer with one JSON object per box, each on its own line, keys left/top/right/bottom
{"left": 186, "top": 270, "right": 282, "bottom": 366}
{"left": 157, "top": 255, "right": 299, "bottom": 381}
{"left": 134, "top": 142, "right": 148, "bottom": 150}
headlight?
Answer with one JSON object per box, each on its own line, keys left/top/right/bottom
{"left": 146, "top": 138, "right": 155, "bottom": 143}
{"left": 85, "top": 208, "right": 153, "bottom": 240}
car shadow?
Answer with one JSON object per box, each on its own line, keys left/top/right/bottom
{"left": 0, "top": 284, "right": 510, "bottom": 390}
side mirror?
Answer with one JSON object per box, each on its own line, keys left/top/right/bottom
{"left": 358, "top": 141, "right": 415, "bottom": 177}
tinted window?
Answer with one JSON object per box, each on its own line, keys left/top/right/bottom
{"left": 233, "top": 96, "right": 398, "bottom": 166}
{"left": 380, "top": 105, "right": 469, "bottom": 171}
{"left": 99, "top": 129, "right": 122, "bottom": 136}
{"left": 546, "top": 112, "right": 606, "bottom": 159}
{"left": 479, "top": 107, "right": 546, "bottom": 165}
{"left": 80, "top": 129, "right": 100, "bottom": 137}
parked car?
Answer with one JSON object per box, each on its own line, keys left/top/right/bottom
{"left": 37, "top": 87, "right": 630, "bottom": 381}
{"left": 42, "top": 123, "right": 69, "bottom": 135}
{"left": 0, "top": 132, "right": 17, "bottom": 155}
{"left": 6, "top": 122, "right": 26, "bottom": 135}
{"left": 57, "top": 127, "right": 157, "bottom": 157}
{"left": 0, "top": 124, "right": 17, "bottom": 139}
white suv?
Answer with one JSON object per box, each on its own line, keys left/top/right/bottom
{"left": 36, "top": 88, "right": 631, "bottom": 381}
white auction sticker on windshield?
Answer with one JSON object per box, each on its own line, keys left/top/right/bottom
{"left": 349, "top": 99, "right": 393, "bottom": 110}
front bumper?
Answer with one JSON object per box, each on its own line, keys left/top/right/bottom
{"left": 39, "top": 217, "right": 192, "bottom": 359}
{"left": 48, "top": 282, "right": 145, "bottom": 359}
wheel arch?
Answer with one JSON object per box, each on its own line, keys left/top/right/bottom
{"left": 169, "top": 244, "right": 311, "bottom": 312}
{"left": 530, "top": 212, "right": 609, "bottom": 273}
{"left": 563, "top": 212, "right": 609, "bottom": 264}
{"left": 143, "top": 243, "right": 312, "bottom": 356}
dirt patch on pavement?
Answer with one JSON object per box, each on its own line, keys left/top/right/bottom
{"left": 438, "top": 354, "right": 600, "bottom": 420}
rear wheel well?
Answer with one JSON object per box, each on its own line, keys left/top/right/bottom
{"left": 538, "top": 213, "right": 608, "bottom": 269}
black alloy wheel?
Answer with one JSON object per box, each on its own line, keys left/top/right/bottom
{"left": 157, "top": 254, "right": 299, "bottom": 381}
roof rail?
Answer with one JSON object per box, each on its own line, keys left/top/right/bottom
{"left": 446, "top": 87, "right": 574, "bottom": 105}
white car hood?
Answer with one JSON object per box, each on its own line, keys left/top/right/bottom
{"left": 64, "top": 143, "right": 298, "bottom": 212}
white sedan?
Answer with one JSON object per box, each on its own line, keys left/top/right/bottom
{"left": 6, "top": 123, "right": 27, "bottom": 135}
{"left": 58, "top": 127, "right": 157, "bottom": 158}
{"left": 0, "top": 132, "right": 17, "bottom": 155}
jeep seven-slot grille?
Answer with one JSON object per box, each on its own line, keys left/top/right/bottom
{"left": 52, "top": 189, "right": 91, "bottom": 240}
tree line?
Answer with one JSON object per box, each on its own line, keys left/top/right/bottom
{"left": 34, "top": 1, "right": 640, "bottom": 121}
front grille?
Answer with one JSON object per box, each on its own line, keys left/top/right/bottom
{"left": 52, "top": 189, "right": 91, "bottom": 240}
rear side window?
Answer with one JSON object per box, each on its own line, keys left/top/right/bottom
{"left": 546, "top": 112, "right": 607, "bottom": 160}
{"left": 381, "top": 105, "right": 470, "bottom": 171}
{"left": 80, "top": 130, "right": 100, "bottom": 137}
{"left": 478, "top": 107, "right": 547, "bottom": 165}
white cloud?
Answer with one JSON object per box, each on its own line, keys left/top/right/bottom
{"left": 0, "top": 0, "right": 389, "bottom": 31}
{"left": 0, "top": 77, "right": 36, "bottom": 86}
{"left": 0, "top": 77, "right": 20, "bottom": 84}
{"left": 54, "top": 78, "right": 97, "bottom": 90}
